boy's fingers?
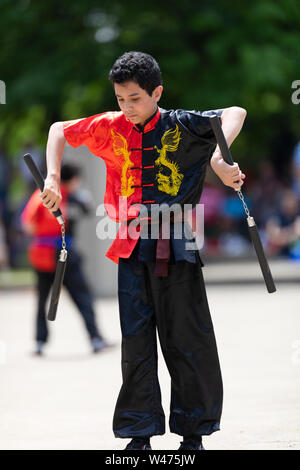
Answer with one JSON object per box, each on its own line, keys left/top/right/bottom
{"left": 42, "top": 196, "right": 52, "bottom": 205}
{"left": 41, "top": 189, "right": 61, "bottom": 201}
{"left": 233, "top": 179, "right": 243, "bottom": 188}
{"left": 49, "top": 203, "right": 58, "bottom": 212}
{"left": 41, "top": 192, "right": 52, "bottom": 201}
{"left": 44, "top": 199, "right": 57, "bottom": 208}
{"left": 51, "top": 203, "right": 60, "bottom": 212}
{"left": 43, "top": 197, "right": 57, "bottom": 207}
{"left": 233, "top": 174, "right": 242, "bottom": 183}
{"left": 233, "top": 171, "right": 246, "bottom": 180}
{"left": 40, "top": 189, "right": 58, "bottom": 197}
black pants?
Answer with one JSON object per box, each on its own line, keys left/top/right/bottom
{"left": 34, "top": 248, "right": 103, "bottom": 343}
{"left": 113, "top": 248, "right": 223, "bottom": 438}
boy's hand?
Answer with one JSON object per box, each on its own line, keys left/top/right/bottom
{"left": 211, "top": 155, "right": 246, "bottom": 190}
{"left": 40, "top": 175, "right": 62, "bottom": 213}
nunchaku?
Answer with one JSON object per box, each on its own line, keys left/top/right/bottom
{"left": 23, "top": 153, "right": 68, "bottom": 320}
{"left": 209, "top": 115, "right": 276, "bottom": 294}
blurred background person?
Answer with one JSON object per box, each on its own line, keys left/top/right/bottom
{"left": 192, "top": 164, "right": 253, "bottom": 258}
{"left": 247, "top": 160, "right": 284, "bottom": 229}
{"left": 291, "top": 141, "right": 300, "bottom": 198}
{"left": 20, "top": 162, "right": 112, "bottom": 356}
{"left": 0, "top": 219, "right": 8, "bottom": 268}
{"left": 19, "top": 140, "right": 46, "bottom": 198}
{"left": 265, "top": 188, "right": 300, "bottom": 259}
{"left": 217, "top": 187, "right": 253, "bottom": 257}
{"left": 198, "top": 167, "right": 227, "bottom": 256}
{"left": 0, "top": 144, "right": 13, "bottom": 268}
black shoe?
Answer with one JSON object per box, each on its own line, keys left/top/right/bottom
{"left": 124, "top": 438, "right": 152, "bottom": 450}
{"left": 178, "top": 436, "right": 205, "bottom": 450}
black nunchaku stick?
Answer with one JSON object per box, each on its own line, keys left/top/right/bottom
{"left": 23, "top": 153, "right": 68, "bottom": 320}
{"left": 209, "top": 115, "right": 276, "bottom": 294}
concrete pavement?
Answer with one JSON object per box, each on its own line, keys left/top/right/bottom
{"left": 1, "top": 278, "right": 300, "bottom": 450}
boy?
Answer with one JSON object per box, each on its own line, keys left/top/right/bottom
{"left": 41, "top": 51, "right": 246, "bottom": 450}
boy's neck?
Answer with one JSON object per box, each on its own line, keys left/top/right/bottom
{"left": 136, "top": 105, "right": 158, "bottom": 130}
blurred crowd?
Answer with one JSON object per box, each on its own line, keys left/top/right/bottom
{"left": 0, "top": 141, "right": 46, "bottom": 269}
{"left": 198, "top": 142, "right": 300, "bottom": 260}
{"left": 1, "top": 141, "right": 300, "bottom": 270}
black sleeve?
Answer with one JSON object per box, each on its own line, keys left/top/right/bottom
{"left": 175, "top": 108, "right": 223, "bottom": 145}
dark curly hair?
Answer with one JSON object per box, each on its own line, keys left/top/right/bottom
{"left": 108, "top": 51, "right": 163, "bottom": 96}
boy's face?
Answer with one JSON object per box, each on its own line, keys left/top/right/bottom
{"left": 114, "top": 80, "right": 163, "bottom": 127}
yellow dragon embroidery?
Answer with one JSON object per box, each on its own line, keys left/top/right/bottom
{"left": 154, "top": 124, "right": 183, "bottom": 196}
{"left": 111, "top": 129, "right": 135, "bottom": 197}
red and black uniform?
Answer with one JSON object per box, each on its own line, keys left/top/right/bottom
{"left": 63, "top": 106, "right": 224, "bottom": 439}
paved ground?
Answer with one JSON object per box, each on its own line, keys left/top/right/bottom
{"left": 1, "top": 277, "right": 300, "bottom": 450}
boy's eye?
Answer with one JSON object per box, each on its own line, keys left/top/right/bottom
{"left": 117, "top": 98, "right": 139, "bottom": 102}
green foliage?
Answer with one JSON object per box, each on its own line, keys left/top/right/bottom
{"left": 0, "top": 0, "right": 299, "bottom": 175}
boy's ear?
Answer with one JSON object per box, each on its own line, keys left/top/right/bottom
{"left": 153, "top": 85, "right": 163, "bottom": 101}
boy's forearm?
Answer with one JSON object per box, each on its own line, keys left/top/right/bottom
{"left": 210, "top": 106, "right": 247, "bottom": 190}
{"left": 46, "top": 122, "right": 66, "bottom": 181}
{"left": 39, "top": 122, "right": 66, "bottom": 213}
{"left": 211, "top": 106, "right": 247, "bottom": 164}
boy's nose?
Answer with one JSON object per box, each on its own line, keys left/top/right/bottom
{"left": 124, "top": 103, "right": 133, "bottom": 112}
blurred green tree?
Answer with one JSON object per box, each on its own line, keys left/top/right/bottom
{"left": 0, "top": 0, "right": 299, "bottom": 181}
